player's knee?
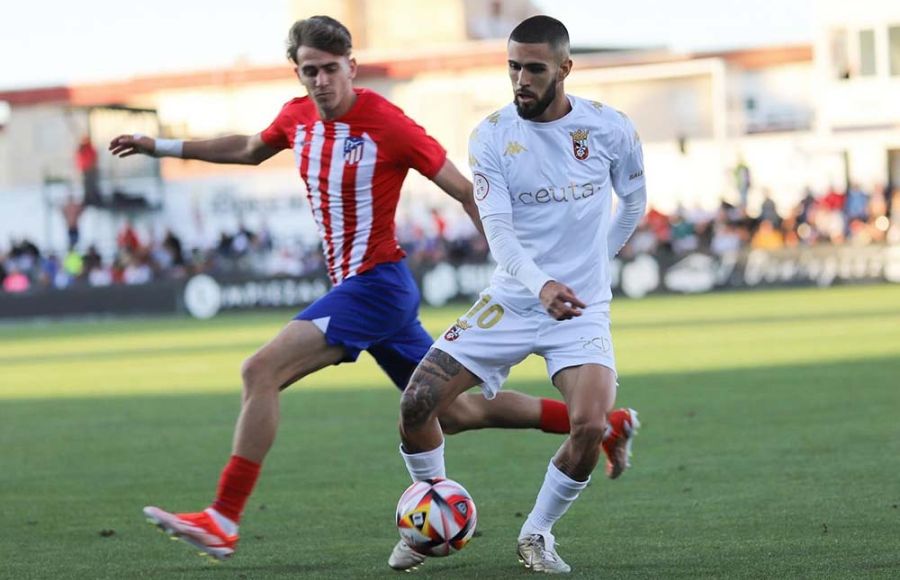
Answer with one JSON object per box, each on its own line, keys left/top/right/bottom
{"left": 437, "top": 401, "right": 466, "bottom": 435}
{"left": 569, "top": 413, "right": 608, "bottom": 446}
{"left": 240, "top": 353, "right": 274, "bottom": 396}
{"left": 440, "top": 393, "right": 486, "bottom": 435}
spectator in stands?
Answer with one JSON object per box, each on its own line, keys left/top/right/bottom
{"left": 2, "top": 265, "right": 29, "bottom": 293}
{"left": 37, "top": 254, "right": 63, "bottom": 289}
{"left": 816, "top": 187, "right": 846, "bottom": 244}
{"left": 76, "top": 135, "right": 102, "bottom": 206}
{"left": 759, "top": 189, "right": 780, "bottom": 227}
{"left": 751, "top": 219, "right": 784, "bottom": 250}
{"left": 63, "top": 248, "right": 84, "bottom": 280}
{"left": 844, "top": 183, "right": 869, "bottom": 226}
{"left": 670, "top": 206, "right": 699, "bottom": 254}
{"left": 644, "top": 206, "right": 672, "bottom": 252}
{"left": 162, "top": 230, "right": 186, "bottom": 275}
{"left": 123, "top": 253, "right": 153, "bottom": 285}
{"left": 83, "top": 244, "right": 102, "bottom": 273}
{"left": 710, "top": 220, "right": 744, "bottom": 256}
{"left": 797, "top": 187, "right": 816, "bottom": 225}
{"left": 117, "top": 220, "right": 141, "bottom": 253}
{"left": 3, "top": 183, "right": 898, "bottom": 296}
{"left": 62, "top": 194, "right": 85, "bottom": 249}
{"left": 734, "top": 157, "right": 752, "bottom": 209}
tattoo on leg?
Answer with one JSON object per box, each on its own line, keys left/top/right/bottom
{"left": 422, "top": 349, "right": 462, "bottom": 380}
{"left": 401, "top": 350, "right": 462, "bottom": 429}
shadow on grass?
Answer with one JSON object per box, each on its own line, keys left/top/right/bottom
{"left": 2, "top": 356, "right": 899, "bottom": 580}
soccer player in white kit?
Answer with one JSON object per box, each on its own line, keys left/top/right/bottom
{"left": 396, "top": 15, "right": 647, "bottom": 574}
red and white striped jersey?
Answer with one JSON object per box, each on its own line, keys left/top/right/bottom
{"left": 261, "top": 88, "right": 447, "bottom": 285}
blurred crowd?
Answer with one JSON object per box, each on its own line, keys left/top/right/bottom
{"left": 2, "top": 184, "right": 898, "bottom": 295}
{"left": 620, "top": 183, "right": 897, "bottom": 260}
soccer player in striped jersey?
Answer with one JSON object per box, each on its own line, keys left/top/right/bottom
{"left": 109, "top": 15, "right": 587, "bottom": 563}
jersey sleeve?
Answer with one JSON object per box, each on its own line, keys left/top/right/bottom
{"left": 259, "top": 102, "right": 293, "bottom": 150}
{"left": 609, "top": 114, "right": 646, "bottom": 197}
{"left": 389, "top": 111, "right": 447, "bottom": 179}
{"left": 469, "top": 124, "right": 512, "bottom": 218}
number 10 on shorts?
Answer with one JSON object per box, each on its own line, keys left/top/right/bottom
{"left": 462, "top": 294, "right": 505, "bottom": 329}
{"left": 443, "top": 295, "right": 505, "bottom": 342}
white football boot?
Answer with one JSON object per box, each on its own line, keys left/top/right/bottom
{"left": 517, "top": 532, "right": 571, "bottom": 574}
{"left": 388, "top": 539, "right": 426, "bottom": 571}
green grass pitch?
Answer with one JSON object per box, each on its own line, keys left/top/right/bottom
{"left": 2, "top": 284, "right": 899, "bottom": 579}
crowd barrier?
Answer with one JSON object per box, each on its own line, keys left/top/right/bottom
{"left": 2, "top": 245, "right": 898, "bottom": 320}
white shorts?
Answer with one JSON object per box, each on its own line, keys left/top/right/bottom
{"left": 433, "top": 291, "right": 616, "bottom": 399}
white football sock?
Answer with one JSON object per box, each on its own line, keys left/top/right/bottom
{"left": 205, "top": 507, "right": 238, "bottom": 536}
{"left": 519, "top": 461, "right": 589, "bottom": 538}
{"left": 400, "top": 440, "right": 446, "bottom": 482}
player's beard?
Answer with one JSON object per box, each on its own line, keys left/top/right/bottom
{"left": 515, "top": 82, "right": 556, "bottom": 120}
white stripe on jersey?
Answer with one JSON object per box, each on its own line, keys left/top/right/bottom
{"left": 305, "top": 122, "right": 328, "bottom": 260}
{"left": 292, "top": 123, "right": 305, "bottom": 167}
{"left": 326, "top": 123, "right": 350, "bottom": 284}
{"left": 347, "top": 132, "right": 377, "bottom": 277}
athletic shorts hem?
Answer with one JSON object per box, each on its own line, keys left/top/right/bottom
{"left": 431, "top": 345, "right": 502, "bottom": 400}
{"left": 548, "top": 358, "right": 618, "bottom": 384}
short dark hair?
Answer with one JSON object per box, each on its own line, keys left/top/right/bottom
{"left": 509, "top": 15, "right": 570, "bottom": 58}
{"left": 286, "top": 16, "right": 352, "bottom": 64}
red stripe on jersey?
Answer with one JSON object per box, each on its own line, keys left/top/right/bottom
{"left": 298, "top": 124, "right": 315, "bottom": 229}
{"left": 318, "top": 123, "right": 337, "bottom": 284}
{"left": 340, "top": 135, "right": 360, "bottom": 280}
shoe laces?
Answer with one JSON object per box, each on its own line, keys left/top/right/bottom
{"left": 526, "top": 533, "right": 561, "bottom": 561}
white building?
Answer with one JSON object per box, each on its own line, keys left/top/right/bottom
{"left": 0, "top": 0, "right": 898, "bottom": 253}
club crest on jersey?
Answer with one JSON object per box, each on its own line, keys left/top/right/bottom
{"left": 444, "top": 318, "right": 471, "bottom": 341}
{"left": 343, "top": 136, "right": 365, "bottom": 165}
{"left": 444, "top": 324, "right": 463, "bottom": 341}
{"left": 570, "top": 129, "right": 590, "bottom": 161}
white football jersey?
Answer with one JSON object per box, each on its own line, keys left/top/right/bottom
{"left": 469, "top": 95, "right": 645, "bottom": 312}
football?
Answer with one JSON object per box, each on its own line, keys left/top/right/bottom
{"left": 396, "top": 477, "right": 477, "bottom": 557}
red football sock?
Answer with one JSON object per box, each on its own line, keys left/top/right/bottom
{"left": 211, "top": 455, "right": 261, "bottom": 523}
{"left": 539, "top": 398, "right": 570, "bottom": 434}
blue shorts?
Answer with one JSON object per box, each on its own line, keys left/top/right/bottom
{"left": 294, "top": 260, "right": 433, "bottom": 390}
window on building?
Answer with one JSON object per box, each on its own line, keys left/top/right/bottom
{"left": 890, "top": 26, "right": 900, "bottom": 76}
{"left": 859, "top": 29, "right": 877, "bottom": 76}
{"left": 830, "top": 29, "right": 850, "bottom": 79}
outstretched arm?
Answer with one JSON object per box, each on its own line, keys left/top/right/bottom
{"left": 430, "top": 159, "right": 485, "bottom": 237}
{"left": 108, "top": 133, "right": 279, "bottom": 166}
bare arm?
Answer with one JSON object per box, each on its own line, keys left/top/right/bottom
{"left": 108, "top": 133, "right": 279, "bottom": 166}
{"left": 430, "top": 159, "right": 485, "bottom": 237}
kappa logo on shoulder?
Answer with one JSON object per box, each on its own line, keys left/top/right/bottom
{"left": 504, "top": 141, "right": 526, "bottom": 156}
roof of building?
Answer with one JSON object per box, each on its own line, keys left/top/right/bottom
{"left": 0, "top": 42, "right": 812, "bottom": 108}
